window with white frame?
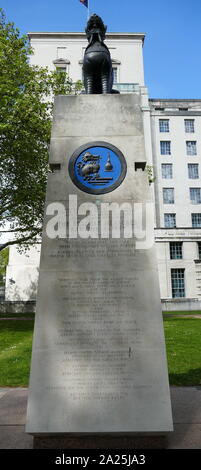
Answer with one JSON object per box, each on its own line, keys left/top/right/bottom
{"left": 56, "top": 66, "right": 67, "bottom": 73}
{"left": 170, "top": 242, "right": 183, "bottom": 259}
{"left": 192, "top": 213, "right": 201, "bottom": 227}
{"left": 53, "top": 59, "right": 70, "bottom": 75}
{"left": 163, "top": 188, "right": 174, "bottom": 204}
{"left": 197, "top": 242, "right": 201, "bottom": 259}
{"left": 161, "top": 164, "right": 173, "bottom": 179}
{"left": 185, "top": 119, "right": 195, "bottom": 133}
{"left": 171, "top": 268, "right": 185, "bottom": 298}
{"left": 159, "top": 119, "right": 169, "bottom": 132}
{"left": 188, "top": 163, "right": 199, "bottom": 179}
{"left": 57, "top": 47, "right": 67, "bottom": 59}
{"left": 160, "top": 141, "right": 171, "bottom": 155}
{"left": 186, "top": 141, "right": 197, "bottom": 155}
{"left": 190, "top": 188, "right": 201, "bottom": 204}
{"left": 55, "top": 66, "right": 67, "bottom": 85}
{"left": 112, "top": 67, "right": 118, "bottom": 83}
{"left": 164, "top": 213, "right": 176, "bottom": 228}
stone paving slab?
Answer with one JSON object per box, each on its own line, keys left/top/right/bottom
{"left": 170, "top": 386, "right": 201, "bottom": 423}
{"left": 0, "top": 387, "right": 200, "bottom": 449}
{"left": 0, "top": 426, "right": 33, "bottom": 449}
{"left": 167, "top": 423, "right": 201, "bottom": 449}
{"left": 0, "top": 389, "right": 10, "bottom": 400}
{"left": 0, "top": 389, "right": 28, "bottom": 425}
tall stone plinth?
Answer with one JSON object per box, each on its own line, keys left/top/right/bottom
{"left": 26, "top": 93, "right": 173, "bottom": 436}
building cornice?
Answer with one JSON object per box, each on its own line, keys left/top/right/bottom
{"left": 27, "top": 32, "right": 145, "bottom": 44}
{"left": 149, "top": 98, "right": 201, "bottom": 114}
{"left": 150, "top": 98, "right": 201, "bottom": 102}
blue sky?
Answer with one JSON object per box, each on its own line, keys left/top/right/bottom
{"left": 1, "top": 0, "right": 201, "bottom": 99}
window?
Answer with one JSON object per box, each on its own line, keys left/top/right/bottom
{"left": 192, "top": 213, "right": 201, "bottom": 227}
{"left": 159, "top": 120, "right": 169, "bottom": 132}
{"left": 164, "top": 213, "right": 176, "bottom": 228}
{"left": 160, "top": 141, "right": 171, "bottom": 155}
{"left": 186, "top": 141, "right": 197, "bottom": 155}
{"left": 57, "top": 47, "right": 67, "bottom": 59}
{"left": 112, "top": 67, "right": 118, "bottom": 83}
{"left": 171, "top": 269, "right": 185, "bottom": 298}
{"left": 161, "top": 164, "right": 173, "bottom": 179}
{"left": 170, "top": 242, "right": 183, "bottom": 259}
{"left": 185, "top": 119, "right": 194, "bottom": 133}
{"left": 188, "top": 164, "right": 199, "bottom": 179}
{"left": 163, "top": 188, "right": 174, "bottom": 204}
{"left": 56, "top": 66, "right": 66, "bottom": 73}
{"left": 198, "top": 242, "right": 201, "bottom": 260}
{"left": 190, "top": 188, "right": 201, "bottom": 204}
{"left": 55, "top": 66, "right": 67, "bottom": 83}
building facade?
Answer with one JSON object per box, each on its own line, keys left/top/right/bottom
{"left": 5, "top": 31, "right": 201, "bottom": 310}
{"left": 150, "top": 100, "right": 201, "bottom": 309}
{"left": 28, "top": 31, "right": 145, "bottom": 91}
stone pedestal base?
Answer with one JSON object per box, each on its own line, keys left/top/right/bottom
{"left": 26, "top": 94, "right": 173, "bottom": 436}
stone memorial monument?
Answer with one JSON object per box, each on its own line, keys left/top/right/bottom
{"left": 26, "top": 15, "right": 173, "bottom": 445}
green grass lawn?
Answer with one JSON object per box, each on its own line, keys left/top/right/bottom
{"left": 163, "top": 310, "right": 201, "bottom": 315}
{"left": 0, "top": 312, "right": 35, "bottom": 318}
{"left": 164, "top": 317, "right": 201, "bottom": 386}
{"left": 0, "top": 320, "right": 34, "bottom": 387}
{"left": 0, "top": 316, "right": 201, "bottom": 387}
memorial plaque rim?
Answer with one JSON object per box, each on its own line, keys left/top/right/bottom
{"left": 68, "top": 140, "right": 127, "bottom": 195}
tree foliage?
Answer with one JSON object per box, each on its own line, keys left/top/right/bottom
{"left": 0, "top": 247, "right": 9, "bottom": 284}
{"left": 0, "top": 9, "right": 82, "bottom": 251}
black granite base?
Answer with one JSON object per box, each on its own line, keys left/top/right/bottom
{"left": 33, "top": 434, "right": 168, "bottom": 449}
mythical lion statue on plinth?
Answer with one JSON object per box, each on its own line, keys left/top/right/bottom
{"left": 83, "top": 14, "right": 119, "bottom": 94}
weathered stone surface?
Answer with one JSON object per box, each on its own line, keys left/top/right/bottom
{"left": 51, "top": 94, "right": 143, "bottom": 138}
{"left": 26, "top": 93, "right": 173, "bottom": 435}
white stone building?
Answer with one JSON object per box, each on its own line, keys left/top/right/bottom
{"left": 150, "top": 100, "right": 201, "bottom": 309}
{"left": 5, "top": 30, "right": 201, "bottom": 310}
{"left": 28, "top": 31, "right": 145, "bottom": 90}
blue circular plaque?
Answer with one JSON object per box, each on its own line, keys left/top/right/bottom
{"left": 68, "top": 141, "right": 127, "bottom": 195}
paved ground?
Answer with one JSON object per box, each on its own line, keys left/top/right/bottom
{"left": 0, "top": 387, "right": 200, "bottom": 449}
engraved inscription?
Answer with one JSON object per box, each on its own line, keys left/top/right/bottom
{"left": 49, "top": 239, "right": 136, "bottom": 259}
{"left": 46, "top": 272, "right": 142, "bottom": 401}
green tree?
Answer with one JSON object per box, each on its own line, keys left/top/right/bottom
{"left": 0, "top": 9, "right": 82, "bottom": 252}
{"left": 0, "top": 247, "right": 9, "bottom": 284}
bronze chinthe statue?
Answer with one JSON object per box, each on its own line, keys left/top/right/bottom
{"left": 83, "top": 14, "right": 117, "bottom": 94}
